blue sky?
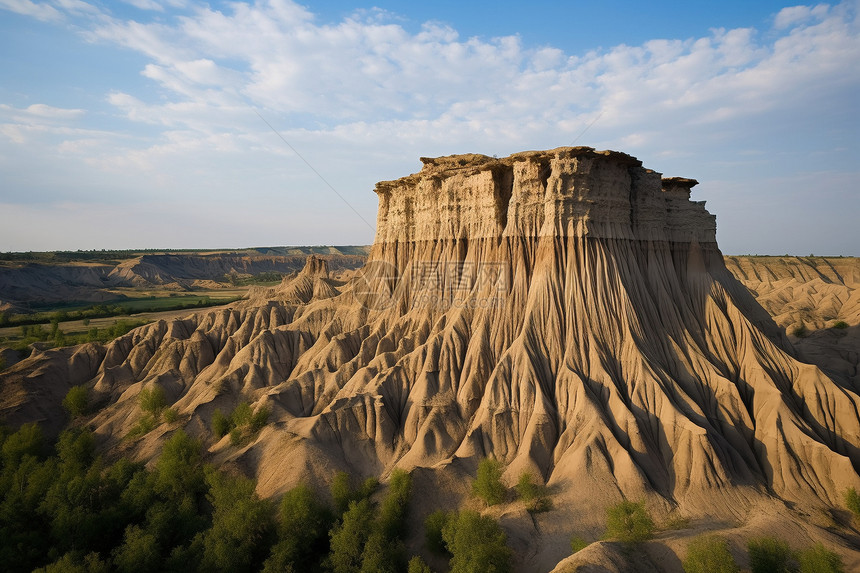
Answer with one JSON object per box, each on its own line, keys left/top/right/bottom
{"left": 0, "top": 0, "right": 858, "bottom": 254}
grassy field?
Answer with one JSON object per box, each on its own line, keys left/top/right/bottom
{"left": 0, "top": 287, "right": 251, "bottom": 356}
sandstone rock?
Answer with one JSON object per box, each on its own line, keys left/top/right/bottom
{"left": 2, "top": 148, "right": 859, "bottom": 572}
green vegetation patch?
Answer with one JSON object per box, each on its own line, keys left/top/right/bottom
{"left": 515, "top": 470, "right": 552, "bottom": 513}
{"left": 472, "top": 458, "right": 506, "bottom": 506}
{"left": 210, "top": 401, "right": 270, "bottom": 446}
{"left": 747, "top": 536, "right": 794, "bottom": 573}
{"left": 605, "top": 500, "right": 655, "bottom": 544}
{"left": 2, "top": 319, "right": 149, "bottom": 354}
{"left": 683, "top": 535, "right": 738, "bottom": 573}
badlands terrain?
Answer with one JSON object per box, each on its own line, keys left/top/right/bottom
{"left": 1, "top": 147, "right": 859, "bottom": 572}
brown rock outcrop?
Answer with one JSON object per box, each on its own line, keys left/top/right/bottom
{"left": 2, "top": 147, "right": 859, "bottom": 572}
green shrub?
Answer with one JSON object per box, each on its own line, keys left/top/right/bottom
{"left": 664, "top": 514, "right": 691, "bottom": 530}
{"left": 263, "top": 482, "right": 331, "bottom": 573}
{"left": 844, "top": 487, "right": 860, "bottom": 518}
{"left": 126, "top": 414, "right": 157, "bottom": 439}
{"left": 2, "top": 422, "right": 44, "bottom": 464}
{"left": 425, "top": 510, "right": 451, "bottom": 554}
{"left": 570, "top": 536, "right": 588, "bottom": 553}
{"left": 442, "top": 510, "right": 512, "bottom": 573}
{"left": 797, "top": 543, "right": 844, "bottom": 573}
{"left": 472, "top": 458, "right": 506, "bottom": 506}
{"left": 250, "top": 406, "right": 270, "bottom": 433}
{"left": 516, "top": 470, "right": 552, "bottom": 512}
{"left": 331, "top": 471, "right": 354, "bottom": 516}
{"left": 229, "top": 427, "right": 243, "bottom": 447}
{"left": 231, "top": 401, "right": 253, "bottom": 428}
{"left": 63, "top": 385, "right": 89, "bottom": 418}
{"left": 327, "top": 498, "right": 375, "bottom": 573}
{"left": 139, "top": 386, "right": 167, "bottom": 415}
{"left": 357, "top": 476, "right": 379, "bottom": 500}
{"left": 408, "top": 555, "right": 432, "bottom": 573}
{"left": 378, "top": 468, "right": 412, "bottom": 538}
{"left": 832, "top": 321, "right": 849, "bottom": 329}
{"left": 747, "top": 536, "right": 793, "bottom": 573}
{"left": 683, "top": 535, "right": 738, "bottom": 573}
{"left": 212, "top": 409, "right": 230, "bottom": 438}
{"left": 605, "top": 500, "right": 654, "bottom": 544}
{"left": 163, "top": 408, "right": 178, "bottom": 423}
{"left": 516, "top": 471, "right": 540, "bottom": 502}
{"left": 212, "top": 402, "right": 269, "bottom": 444}
{"left": 199, "top": 471, "right": 275, "bottom": 573}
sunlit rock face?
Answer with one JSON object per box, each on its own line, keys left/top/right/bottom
{"left": 3, "top": 148, "right": 859, "bottom": 560}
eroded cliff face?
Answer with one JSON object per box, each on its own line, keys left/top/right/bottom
{"left": 2, "top": 147, "right": 859, "bottom": 571}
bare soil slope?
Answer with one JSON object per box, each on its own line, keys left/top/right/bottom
{"left": 726, "top": 255, "right": 860, "bottom": 405}
{"left": 724, "top": 256, "right": 860, "bottom": 332}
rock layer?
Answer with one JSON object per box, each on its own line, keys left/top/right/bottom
{"left": 2, "top": 147, "right": 859, "bottom": 570}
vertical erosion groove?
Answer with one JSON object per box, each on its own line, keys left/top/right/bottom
{"left": 492, "top": 164, "right": 514, "bottom": 231}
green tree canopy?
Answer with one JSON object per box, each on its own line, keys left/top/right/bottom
{"left": 442, "top": 510, "right": 512, "bottom": 573}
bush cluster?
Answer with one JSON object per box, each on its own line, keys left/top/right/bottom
{"left": 472, "top": 458, "right": 506, "bottom": 506}
{"left": 211, "top": 401, "right": 270, "bottom": 446}
{"left": 605, "top": 500, "right": 655, "bottom": 544}
{"left": 0, "top": 421, "right": 438, "bottom": 573}
{"left": 127, "top": 386, "right": 177, "bottom": 439}
{"left": 423, "top": 509, "right": 512, "bottom": 573}
{"left": 680, "top": 534, "right": 844, "bottom": 573}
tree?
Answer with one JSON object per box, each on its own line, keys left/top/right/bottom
{"left": 113, "top": 525, "right": 161, "bottom": 573}
{"left": 34, "top": 551, "right": 111, "bottom": 573}
{"left": 263, "top": 483, "right": 331, "bottom": 573}
{"left": 2, "top": 422, "right": 44, "bottom": 466}
{"left": 515, "top": 470, "right": 551, "bottom": 512}
{"left": 407, "top": 556, "right": 432, "bottom": 573}
{"left": 358, "top": 469, "right": 413, "bottom": 573}
{"left": 472, "top": 458, "right": 506, "bottom": 506}
{"left": 424, "top": 510, "right": 450, "bottom": 554}
{"left": 139, "top": 386, "right": 167, "bottom": 415}
{"left": 212, "top": 409, "right": 230, "bottom": 438}
{"left": 378, "top": 468, "right": 412, "bottom": 538}
{"left": 747, "top": 536, "right": 794, "bottom": 573}
{"left": 154, "top": 430, "right": 205, "bottom": 499}
{"left": 605, "top": 500, "right": 654, "bottom": 544}
{"left": 442, "top": 510, "right": 512, "bottom": 573}
{"left": 329, "top": 472, "right": 377, "bottom": 517}
{"left": 199, "top": 471, "right": 275, "bottom": 573}
{"left": 327, "top": 498, "right": 375, "bottom": 573}
{"left": 683, "top": 535, "right": 738, "bottom": 573}
{"left": 515, "top": 470, "right": 540, "bottom": 502}
{"left": 63, "top": 386, "right": 89, "bottom": 418}
{"left": 359, "top": 529, "right": 402, "bottom": 573}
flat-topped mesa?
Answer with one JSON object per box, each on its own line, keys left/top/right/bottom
{"left": 373, "top": 146, "right": 715, "bottom": 245}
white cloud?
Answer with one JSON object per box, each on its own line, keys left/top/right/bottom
{"left": 0, "top": 0, "right": 61, "bottom": 21}
{"left": 774, "top": 3, "right": 830, "bottom": 29}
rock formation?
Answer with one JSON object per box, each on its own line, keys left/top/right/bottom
{"left": 2, "top": 147, "right": 859, "bottom": 571}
